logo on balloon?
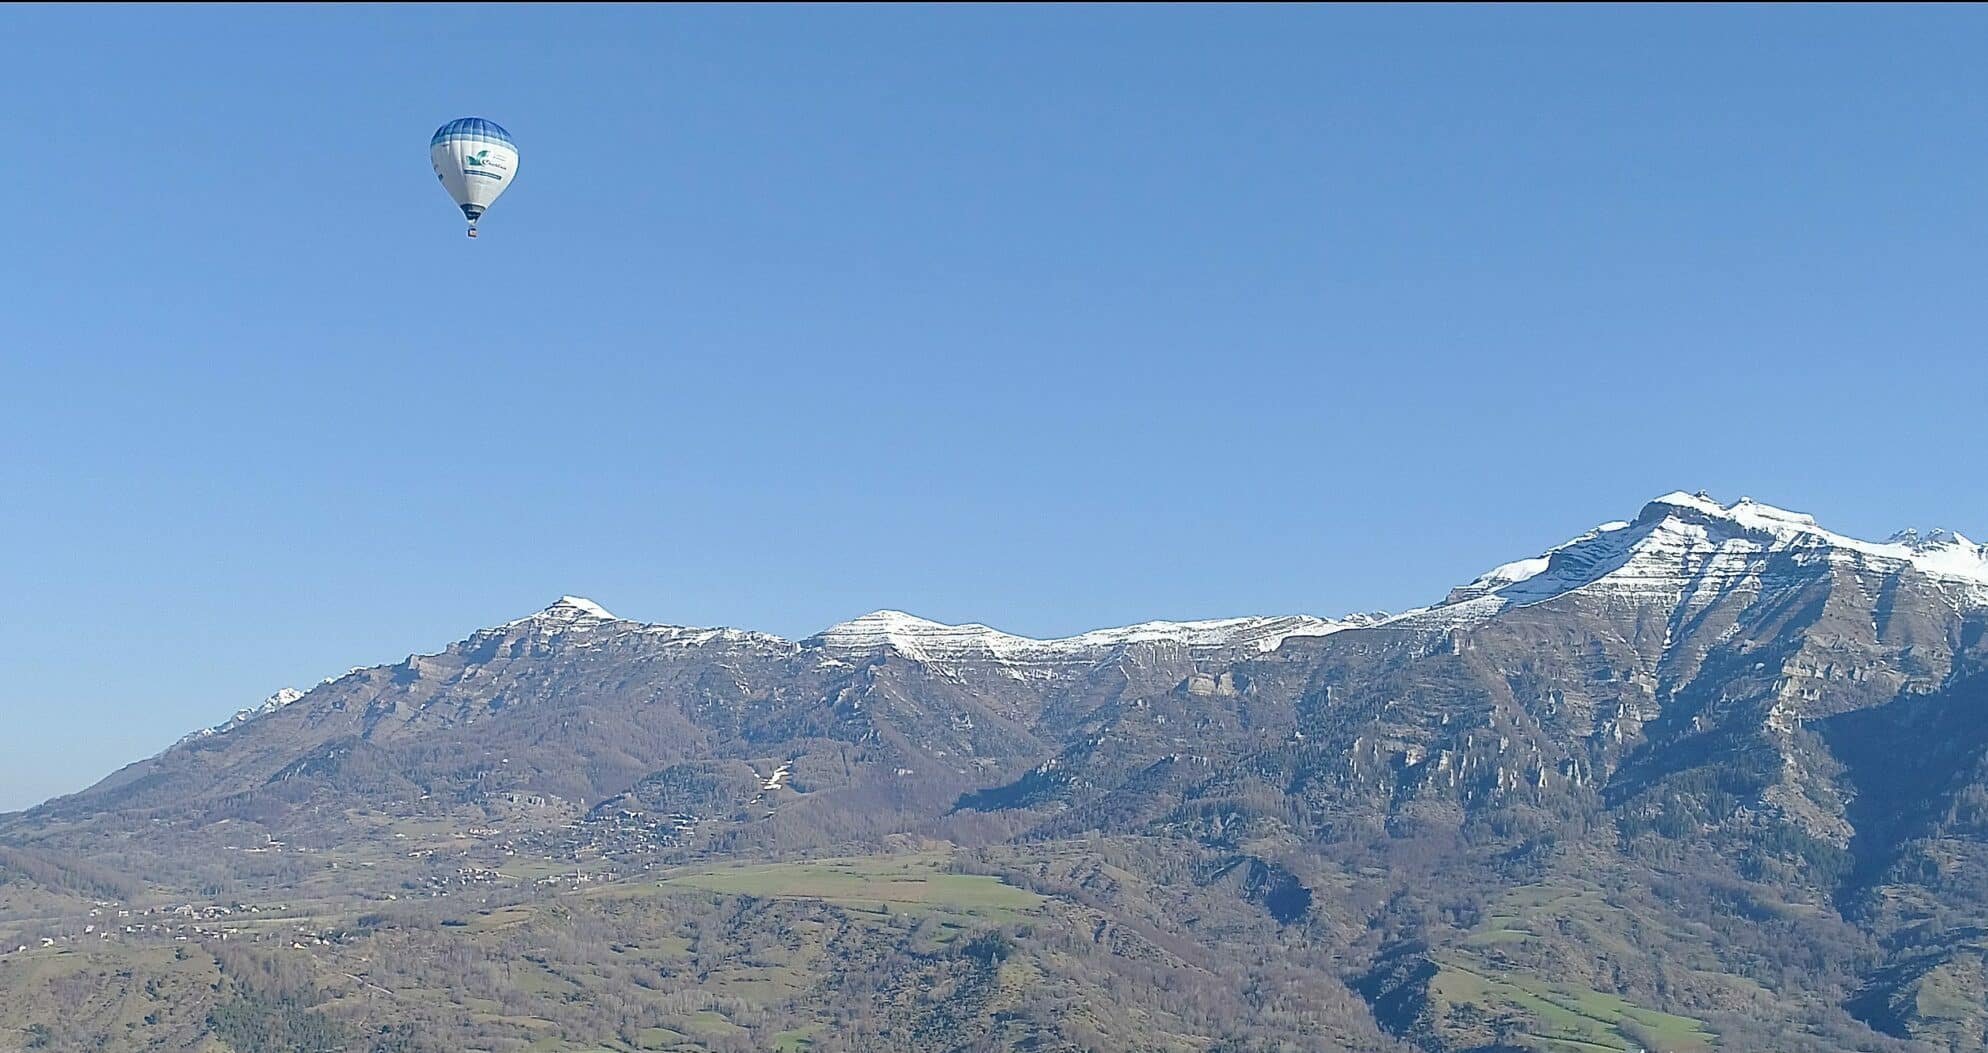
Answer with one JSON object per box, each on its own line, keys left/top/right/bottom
{"left": 462, "top": 148, "right": 510, "bottom": 181}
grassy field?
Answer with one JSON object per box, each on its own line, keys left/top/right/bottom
{"left": 1429, "top": 880, "right": 1718, "bottom": 1053}
{"left": 642, "top": 851, "right": 1045, "bottom": 919}
{"left": 1433, "top": 961, "right": 1714, "bottom": 1053}
{"left": 772, "top": 1024, "right": 820, "bottom": 1051}
{"left": 1898, "top": 948, "right": 1988, "bottom": 1048}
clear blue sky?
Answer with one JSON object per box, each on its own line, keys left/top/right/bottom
{"left": 5, "top": 5, "right": 1987, "bottom": 811}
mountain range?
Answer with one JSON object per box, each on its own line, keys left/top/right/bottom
{"left": 4, "top": 491, "right": 1988, "bottom": 1053}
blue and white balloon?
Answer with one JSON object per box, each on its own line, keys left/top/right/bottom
{"left": 431, "top": 117, "right": 519, "bottom": 239}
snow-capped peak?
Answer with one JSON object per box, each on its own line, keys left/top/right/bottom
{"left": 1644, "top": 491, "right": 1824, "bottom": 532}
{"left": 808, "top": 610, "right": 1016, "bottom": 662}
{"left": 177, "top": 687, "right": 305, "bottom": 746}
{"left": 1404, "top": 491, "right": 1988, "bottom": 627}
{"left": 497, "top": 596, "right": 620, "bottom": 630}
{"left": 1638, "top": 494, "right": 1988, "bottom": 575}
{"left": 259, "top": 687, "right": 306, "bottom": 711}
{"left": 543, "top": 596, "right": 616, "bottom": 620}
{"left": 808, "top": 609, "right": 1371, "bottom": 663}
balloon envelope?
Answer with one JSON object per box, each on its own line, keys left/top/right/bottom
{"left": 431, "top": 118, "right": 519, "bottom": 228}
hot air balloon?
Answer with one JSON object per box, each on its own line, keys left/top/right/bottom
{"left": 431, "top": 117, "right": 519, "bottom": 239}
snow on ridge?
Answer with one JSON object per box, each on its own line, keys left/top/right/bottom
{"left": 806, "top": 610, "right": 1026, "bottom": 663}
{"left": 1646, "top": 493, "right": 1988, "bottom": 579}
{"left": 807, "top": 608, "right": 1372, "bottom": 662}
{"left": 491, "top": 600, "right": 1372, "bottom": 661}
{"left": 491, "top": 597, "right": 791, "bottom": 648}
{"left": 488, "top": 597, "right": 776, "bottom": 647}
{"left": 169, "top": 489, "right": 1988, "bottom": 748}
{"left": 1398, "top": 490, "right": 1988, "bottom": 628}
{"left": 636, "top": 624, "right": 791, "bottom": 648}
{"left": 1063, "top": 614, "right": 1382, "bottom": 652}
